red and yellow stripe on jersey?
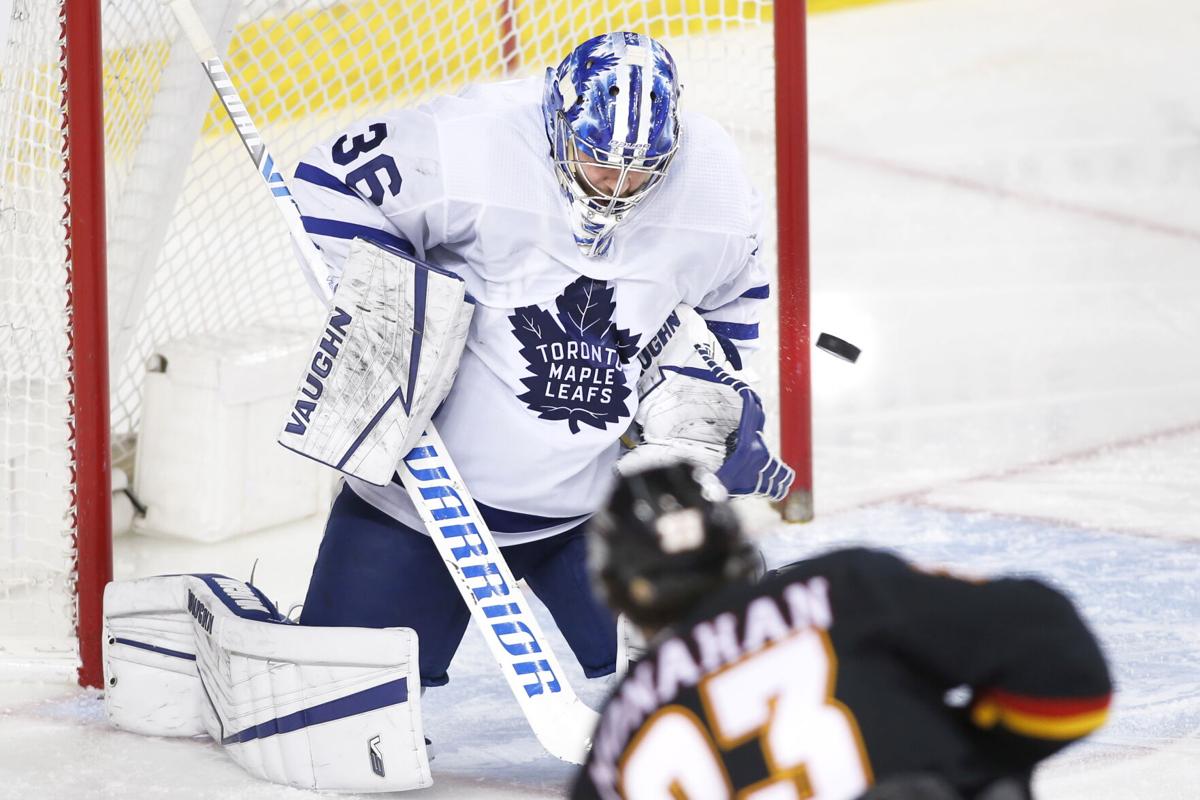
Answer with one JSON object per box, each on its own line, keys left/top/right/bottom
{"left": 972, "top": 689, "right": 1112, "bottom": 741}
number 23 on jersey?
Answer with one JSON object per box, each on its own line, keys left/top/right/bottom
{"left": 619, "top": 630, "right": 873, "bottom": 800}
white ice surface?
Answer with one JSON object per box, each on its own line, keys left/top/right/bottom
{"left": 4, "top": 0, "right": 1199, "bottom": 796}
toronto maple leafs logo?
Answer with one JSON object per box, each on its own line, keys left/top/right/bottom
{"left": 509, "top": 276, "right": 641, "bottom": 434}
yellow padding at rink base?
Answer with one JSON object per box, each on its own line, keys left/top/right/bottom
{"left": 810, "top": 0, "right": 901, "bottom": 13}
{"left": 97, "top": 0, "right": 902, "bottom": 146}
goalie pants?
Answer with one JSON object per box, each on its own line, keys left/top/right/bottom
{"left": 300, "top": 484, "right": 617, "bottom": 687}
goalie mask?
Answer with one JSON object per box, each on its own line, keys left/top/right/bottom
{"left": 542, "top": 32, "right": 682, "bottom": 257}
{"left": 587, "top": 463, "right": 760, "bottom": 631}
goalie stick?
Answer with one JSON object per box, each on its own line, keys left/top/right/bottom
{"left": 166, "top": 0, "right": 598, "bottom": 765}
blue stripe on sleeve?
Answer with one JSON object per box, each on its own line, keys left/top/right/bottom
{"left": 705, "top": 320, "right": 760, "bottom": 341}
{"left": 294, "top": 162, "right": 356, "bottom": 196}
{"left": 301, "top": 216, "right": 416, "bottom": 255}
{"left": 697, "top": 285, "right": 772, "bottom": 314}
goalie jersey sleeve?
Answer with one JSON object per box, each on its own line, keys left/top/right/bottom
{"left": 290, "top": 108, "right": 455, "bottom": 290}
{"left": 572, "top": 548, "right": 1112, "bottom": 800}
{"left": 694, "top": 189, "right": 771, "bottom": 364}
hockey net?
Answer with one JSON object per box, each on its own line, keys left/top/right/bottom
{"left": 0, "top": 0, "right": 808, "bottom": 683}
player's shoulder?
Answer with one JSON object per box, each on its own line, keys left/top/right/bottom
{"left": 729, "top": 548, "right": 916, "bottom": 619}
{"left": 421, "top": 77, "right": 552, "bottom": 206}
{"left": 296, "top": 105, "right": 440, "bottom": 173}
{"left": 773, "top": 547, "right": 912, "bottom": 582}
{"left": 434, "top": 78, "right": 543, "bottom": 148}
{"left": 638, "top": 110, "right": 756, "bottom": 234}
{"left": 451, "top": 75, "right": 540, "bottom": 106}
{"left": 299, "top": 77, "right": 539, "bottom": 164}
{"left": 679, "top": 110, "right": 744, "bottom": 160}
{"left": 417, "top": 77, "right": 540, "bottom": 130}
{"left": 664, "top": 562, "right": 840, "bottom": 644}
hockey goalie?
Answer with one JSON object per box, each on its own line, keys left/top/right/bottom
{"left": 102, "top": 18, "right": 793, "bottom": 788}
{"left": 282, "top": 28, "right": 791, "bottom": 717}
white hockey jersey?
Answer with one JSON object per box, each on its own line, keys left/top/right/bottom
{"left": 291, "top": 77, "right": 769, "bottom": 543}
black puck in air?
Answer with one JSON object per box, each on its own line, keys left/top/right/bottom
{"left": 816, "top": 332, "right": 860, "bottom": 363}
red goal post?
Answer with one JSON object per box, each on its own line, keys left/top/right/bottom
{"left": 64, "top": 0, "right": 115, "bottom": 692}
{"left": 1, "top": 0, "right": 810, "bottom": 688}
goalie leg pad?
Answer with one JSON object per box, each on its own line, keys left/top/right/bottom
{"left": 104, "top": 574, "right": 431, "bottom": 792}
{"left": 104, "top": 577, "right": 207, "bottom": 737}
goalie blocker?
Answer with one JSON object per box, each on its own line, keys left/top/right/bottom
{"left": 278, "top": 238, "right": 474, "bottom": 485}
{"left": 103, "top": 575, "right": 431, "bottom": 792}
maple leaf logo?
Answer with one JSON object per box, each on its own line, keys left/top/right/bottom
{"left": 509, "top": 276, "right": 641, "bottom": 434}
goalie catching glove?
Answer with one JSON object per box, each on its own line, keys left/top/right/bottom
{"left": 619, "top": 305, "right": 795, "bottom": 500}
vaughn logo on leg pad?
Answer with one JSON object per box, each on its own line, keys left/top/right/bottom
{"left": 187, "top": 590, "right": 214, "bottom": 634}
{"left": 509, "top": 276, "right": 640, "bottom": 433}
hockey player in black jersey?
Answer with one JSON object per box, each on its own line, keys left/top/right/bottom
{"left": 572, "top": 464, "right": 1112, "bottom": 800}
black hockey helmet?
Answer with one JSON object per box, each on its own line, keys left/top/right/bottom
{"left": 588, "top": 463, "right": 760, "bottom": 630}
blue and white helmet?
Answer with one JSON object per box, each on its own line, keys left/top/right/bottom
{"left": 542, "top": 32, "right": 682, "bottom": 257}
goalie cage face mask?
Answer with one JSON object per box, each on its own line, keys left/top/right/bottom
{"left": 542, "top": 31, "right": 682, "bottom": 258}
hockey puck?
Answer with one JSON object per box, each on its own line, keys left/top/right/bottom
{"left": 815, "top": 332, "right": 860, "bottom": 363}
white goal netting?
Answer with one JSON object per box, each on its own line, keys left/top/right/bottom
{"left": 0, "top": 0, "right": 780, "bottom": 672}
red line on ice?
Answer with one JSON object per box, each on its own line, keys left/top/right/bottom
{"left": 813, "top": 143, "right": 1200, "bottom": 245}
{"left": 858, "top": 419, "right": 1200, "bottom": 507}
